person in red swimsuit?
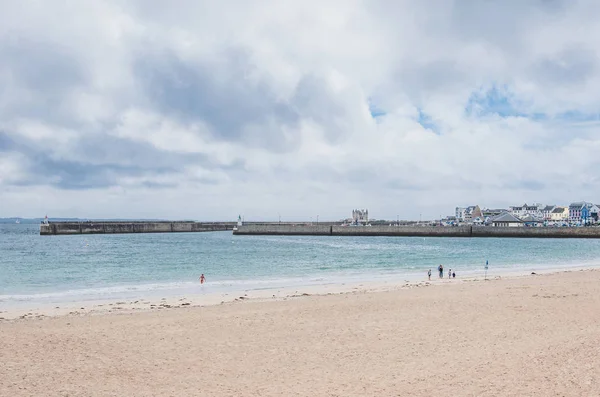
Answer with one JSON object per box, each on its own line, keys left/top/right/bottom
{"left": 199, "top": 274, "right": 206, "bottom": 284}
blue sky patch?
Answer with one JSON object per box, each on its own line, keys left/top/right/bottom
{"left": 368, "top": 99, "right": 386, "bottom": 120}
{"left": 465, "top": 85, "right": 528, "bottom": 118}
{"left": 465, "top": 86, "right": 600, "bottom": 123}
{"left": 553, "top": 110, "right": 600, "bottom": 123}
{"left": 416, "top": 109, "right": 439, "bottom": 134}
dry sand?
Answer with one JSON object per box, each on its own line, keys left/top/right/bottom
{"left": 1, "top": 270, "right": 600, "bottom": 396}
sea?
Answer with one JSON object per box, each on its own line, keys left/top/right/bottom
{"left": 2, "top": 223, "right": 600, "bottom": 307}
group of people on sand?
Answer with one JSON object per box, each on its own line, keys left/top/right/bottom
{"left": 427, "top": 265, "right": 455, "bottom": 280}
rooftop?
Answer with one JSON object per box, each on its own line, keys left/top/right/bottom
{"left": 521, "top": 214, "right": 543, "bottom": 222}
{"left": 492, "top": 212, "right": 523, "bottom": 223}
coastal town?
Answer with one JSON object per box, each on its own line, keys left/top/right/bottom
{"left": 449, "top": 202, "right": 600, "bottom": 227}
{"left": 341, "top": 204, "right": 600, "bottom": 228}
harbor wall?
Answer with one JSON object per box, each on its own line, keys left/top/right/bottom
{"left": 41, "top": 222, "right": 600, "bottom": 238}
{"left": 332, "top": 225, "right": 471, "bottom": 237}
{"left": 471, "top": 226, "right": 600, "bottom": 238}
{"left": 232, "top": 224, "right": 471, "bottom": 237}
{"left": 233, "top": 224, "right": 600, "bottom": 238}
{"left": 40, "top": 222, "right": 234, "bottom": 236}
{"left": 232, "top": 224, "right": 333, "bottom": 236}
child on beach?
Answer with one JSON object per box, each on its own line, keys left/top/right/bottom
{"left": 448, "top": 268, "right": 452, "bottom": 279}
{"left": 452, "top": 271, "right": 456, "bottom": 279}
{"left": 428, "top": 269, "right": 432, "bottom": 280}
{"left": 438, "top": 264, "right": 443, "bottom": 278}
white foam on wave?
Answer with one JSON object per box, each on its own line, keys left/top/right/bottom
{"left": 3, "top": 258, "right": 600, "bottom": 306}
{"left": 0, "top": 275, "right": 322, "bottom": 304}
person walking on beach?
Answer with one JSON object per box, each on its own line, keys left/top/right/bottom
{"left": 199, "top": 274, "right": 206, "bottom": 284}
{"left": 438, "top": 264, "right": 443, "bottom": 278}
{"left": 428, "top": 269, "right": 432, "bottom": 280}
{"left": 448, "top": 268, "right": 452, "bottom": 279}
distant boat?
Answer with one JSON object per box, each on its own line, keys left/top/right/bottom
{"left": 15, "top": 219, "right": 20, "bottom": 224}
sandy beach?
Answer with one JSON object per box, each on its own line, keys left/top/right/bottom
{"left": 2, "top": 270, "right": 600, "bottom": 396}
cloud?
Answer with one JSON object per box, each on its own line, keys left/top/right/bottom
{"left": 134, "top": 48, "right": 301, "bottom": 150}
{"left": 1, "top": 0, "right": 600, "bottom": 220}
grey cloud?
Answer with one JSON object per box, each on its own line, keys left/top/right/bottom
{"left": 301, "top": 164, "right": 429, "bottom": 191}
{"left": 384, "top": 179, "right": 428, "bottom": 191}
{"left": 134, "top": 49, "right": 301, "bottom": 152}
{"left": 502, "top": 179, "right": 546, "bottom": 191}
{"left": 533, "top": 47, "right": 597, "bottom": 86}
{"left": 1, "top": 129, "right": 247, "bottom": 190}
{"left": 1, "top": 39, "right": 86, "bottom": 92}
{"left": 3, "top": 134, "right": 176, "bottom": 190}
{"left": 67, "top": 134, "right": 196, "bottom": 170}
{"left": 0, "top": 131, "right": 16, "bottom": 151}
{"left": 538, "top": 0, "right": 570, "bottom": 13}
{"left": 134, "top": 49, "right": 361, "bottom": 151}
{"left": 395, "top": 60, "right": 467, "bottom": 102}
{"left": 21, "top": 156, "right": 157, "bottom": 190}
{"left": 451, "top": 0, "right": 529, "bottom": 39}
{"left": 0, "top": 38, "right": 89, "bottom": 128}
{"left": 345, "top": 167, "right": 381, "bottom": 185}
{"left": 140, "top": 181, "right": 178, "bottom": 189}
{"left": 450, "top": 0, "right": 568, "bottom": 49}
{"left": 290, "top": 75, "right": 348, "bottom": 143}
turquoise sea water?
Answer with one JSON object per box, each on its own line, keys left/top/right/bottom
{"left": 2, "top": 224, "right": 600, "bottom": 305}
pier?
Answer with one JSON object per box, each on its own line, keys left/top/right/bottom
{"left": 40, "top": 221, "right": 236, "bottom": 235}
{"left": 39, "top": 221, "right": 600, "bottom": 238}
{"left": 233, "top": 224, "right": 600, "bottom": 238}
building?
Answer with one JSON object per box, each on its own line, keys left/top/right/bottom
{"left": 482, "top": 208, "right": 507, "bottom": 218}
{"left": 455, "top": 205, "right": 482, "bottom": 223}
{"left": 541, "top": 205, "right": 555, "bottom": 220}
{"left": 491, "top": 212, "right": 524, "bottom": 227}
{"left": 569, "top": 202, "right": 582, "bottom": 222}
{"left": 351, "top": 209, "right": 369, "bottom": 225}
{"left": 472, "top": 216, "right": 485, "bottom": 226}
{"left": 592, "top": 205, "right": 600, "bottom": 223}
{"left": 455, "top": 207, "right": 467, "bottom": 222}
{"left": 549, "top": 206, "right": 569, "bottom": 223}
{"left": 466, "top": 206, "right": 483, "bottom": 223}
{"left": 568, "top": 202, "right": 600, "bottom": 223}
{"left": 568, "top": 202, "right": 599, "bottom": 223}
{"left": 443, "top": 216, "right": 457, "bottom": 226}
{"left": 520, "top": 214, "right": 543, "bottom": 227}
{"left": 582, "top": 203, "right": 599, "bottom": 223}
{"left": 509, "top": 203, "right": 543, "bottom": 219}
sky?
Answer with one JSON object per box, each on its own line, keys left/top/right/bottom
{"left": 1, "top": 0, "right": 600, "bottom": 221}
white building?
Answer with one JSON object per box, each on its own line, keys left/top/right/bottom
{"left": 455, "top": 205, "right": 482, "bottom": 223}
{"left": 352, "top": 209, "right": 369, "bottom": 225}
{"left": 509, "top": 203, "right": 543, "bottom": 219}
{"left": 455, "top": 207, "right": 467, "bottom": 222}
{"left": 549, "top": 206, "right": 569, "bottom": 224}
{"left": 541, "top": 205, "right": 555, "bottom": 220}
{"left": 492, "top": 212, "right": 524, "bottom": 227}
{"left": 482, "top": 208, "right": 507, "bottom": 218}
{"left": 569, "top": 202, "right": 600, "bottom": 223}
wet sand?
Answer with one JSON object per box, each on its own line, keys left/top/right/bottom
{"left": 1, "top": 270, "right": 600, "bottom": 396}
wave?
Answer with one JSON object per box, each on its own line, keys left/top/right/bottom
{"left": 0, "top": 275, "right": 326, "bottom": 303}
{"left": 3, "top": 258, "right": 600, "bottom": 304}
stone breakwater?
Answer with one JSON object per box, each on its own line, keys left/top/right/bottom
{"left": 233, "top": 224, "right": 600, "bottom": 238}
{"left": 40, "top": 221, "right": 235, "bottom": 235}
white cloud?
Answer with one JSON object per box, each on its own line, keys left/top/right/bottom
{"left": 1, "top": 0, "right": 600, "bottom": 220}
